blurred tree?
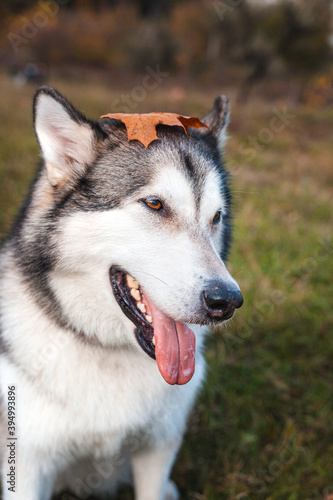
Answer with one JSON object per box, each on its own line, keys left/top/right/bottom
{"left": 0, "top": 0, "right": 36, "bottom": 16}
{"left": 135, "top": 0, "right": 168, "bottom": 17}
{"left": 1, "top": 0, "right": 331, "bottom": 94}
{"left": 261, "top": 0, "right": 331, "bottom": 71}
{"left": 258, "top": 0, "right": 332, "bottom": 102}
{"left": 68, "top": 0, "right": 133, "bottom": 12}
{"left": 170, "top": 1, "right": 213, "bottom": 74}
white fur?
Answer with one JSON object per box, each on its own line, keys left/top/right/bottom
{"left": 48, "top": 165, "right": 237, "bottom": 339}
{"left": 0, "top": 94, "right": 240, "bottom": 500}
{"left": 34, "top": 94, "right": 95, "bottom": 186}
{"left": 0, "top": 251, "right": 204, "bottom": 499}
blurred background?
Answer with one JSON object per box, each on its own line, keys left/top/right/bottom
{"left": 1, "top": 0, "right": 333, "bottom": 104}
{"left": 0, "top": 1, "right": 332, "bottom": 499}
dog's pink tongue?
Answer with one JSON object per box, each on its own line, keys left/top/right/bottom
{"left": 144, "top": 296, "right": 196, "bottom": 385}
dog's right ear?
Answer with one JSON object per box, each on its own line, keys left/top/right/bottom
{"left": 33, "top": 86, "right": 100, "bottom": 187}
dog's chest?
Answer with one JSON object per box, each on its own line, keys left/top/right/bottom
{"left": 30, "top": 338, "right": 201, "bottom": 454}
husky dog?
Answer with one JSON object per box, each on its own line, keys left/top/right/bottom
{"left": 0, "top": 87, "right": 243, "bottom": 500}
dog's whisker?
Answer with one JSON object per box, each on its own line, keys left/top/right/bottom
{"left": 131, "top": 270, "right": 170, "bottom": 287}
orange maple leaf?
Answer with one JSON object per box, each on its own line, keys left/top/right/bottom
{"left": 99, "top": 112, "right": 210, "bottom": 148}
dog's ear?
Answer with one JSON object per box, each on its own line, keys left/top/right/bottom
{"left": 200, "top": 95, "right": 229, "bottom": 150}
{"left": 33, "top": 86, "right": 99, "bottom": 187}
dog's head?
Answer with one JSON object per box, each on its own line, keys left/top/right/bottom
{"left": 29, "top": 86, "right": 243, "bottom": 385}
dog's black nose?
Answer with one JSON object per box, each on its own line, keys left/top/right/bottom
{"left": 202, "top": 280, "right": 243, "bottom": 321}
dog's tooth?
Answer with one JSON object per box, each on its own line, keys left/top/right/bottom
{"left": 137, "top": 302, "right": 146, "bottom": 313}
{"left": 127, "top": 274, "right": 139, "bottom": 289}
{"left": 146, "top": 315, "right": 152, "bottom": 323}
{"left": 130, "top": 288, "right": 141, "bottom": 301}
{"left": 152, "top": 335, "right": 155, "bottom": 346}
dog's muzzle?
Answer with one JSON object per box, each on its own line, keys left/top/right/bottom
{"left": 202, "top": 280, "right": 243, "bottom": 321}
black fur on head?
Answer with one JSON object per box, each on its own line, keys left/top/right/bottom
{"left": 7, "top": 87, "right": 233, "bottom": 334}
{"left": 31, "top": 87, "right": 232, "bottom": 258}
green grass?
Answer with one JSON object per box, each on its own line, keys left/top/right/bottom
{"left": 0, "top": 72, "right": 332, "bottom": 500}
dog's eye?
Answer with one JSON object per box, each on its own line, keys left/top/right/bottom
{"left": 212, "top": 210, "right": 222, "bottom": 224}
{"left": 144, "top": 199, "right": 163, "bottom": 211}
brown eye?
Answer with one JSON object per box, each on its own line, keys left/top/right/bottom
{"left": 213, "top": 210, "right": 222, "bottom": 224}
{"left": 145, "top": 199, "right": 162, "bottom": 211}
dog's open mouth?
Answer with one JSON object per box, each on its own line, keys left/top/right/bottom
{"left": 110, "top": 266, "right": 195, "bottom": 386}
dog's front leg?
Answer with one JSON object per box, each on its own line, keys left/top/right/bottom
{"left": 131, "top": 440, "right": 180, "bottom": 500}
{"left": 1, "top": 455, "right": 54, "bottom": 500}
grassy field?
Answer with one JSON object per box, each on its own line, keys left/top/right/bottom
{"left": 0, "top": 72, "right": 332, "bottom": 500}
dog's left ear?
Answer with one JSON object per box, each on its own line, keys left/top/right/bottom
{"left": 200, "top": 95, "right": 229, "bottom": 150}
{"left": 33, "top": 86, "right": 100, "bottom": 187}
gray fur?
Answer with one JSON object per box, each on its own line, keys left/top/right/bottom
{"left": 6, "top": 88, "right": 232, "bottom": 333}
{"left": 0, "top": 87, "right": 241, "bottom": 500}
